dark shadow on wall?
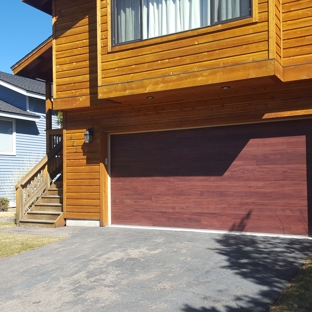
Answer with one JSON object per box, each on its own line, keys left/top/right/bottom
{"left": 17, "top": 120, "right": 40, "bottom": 136}
{"left": 111, "top": 119, "right": 312, "bottom": 178}
{"left": 180, "top": 234, "right": 312, "bottom": 312}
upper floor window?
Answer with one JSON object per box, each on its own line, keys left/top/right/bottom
{"left": 112, "top": 0, "right": 252, "bottom": 45}
{"left": 0, "top": 118, "right": 16, "bottom": 155}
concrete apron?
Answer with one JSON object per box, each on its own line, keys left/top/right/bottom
{"left": 1, "top": 226, "right": 312, "bottom": 312}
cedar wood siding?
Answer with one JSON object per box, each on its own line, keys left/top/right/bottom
{"left": 283, "top": 0, "right": 312, "bottom": 66}
{"left": 52, "top": 0, "right": 312, "bottom": 233}
{"left": 54, "top": 0, "right": 98, "bottom": 100}
{"left": 98, "top": 0, "right": 271, "bottom": 98}
{"left": 65, "top": 82, "right": 312, "bottom": 226}
{"left": 282, "top": 0, "right": 312, "bottom": 81}
{"left": 54, "top": 0, "right": 100, "bottom": 220}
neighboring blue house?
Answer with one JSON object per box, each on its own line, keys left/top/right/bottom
{"left": 0, "top": 71, "right": 56, "bottom": 206}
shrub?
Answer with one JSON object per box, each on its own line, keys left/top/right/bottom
{"left": 0, "top": 197, "right": 9, "bottom": 212}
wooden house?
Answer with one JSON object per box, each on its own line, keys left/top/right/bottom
{"left": 16, "top": 0, "right": 312, "bottom": 236}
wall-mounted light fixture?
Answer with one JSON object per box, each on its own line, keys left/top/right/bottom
{"left": 84, "top": 128, "right": 94, "bottom": 143}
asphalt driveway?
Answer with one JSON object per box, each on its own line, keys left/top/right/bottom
{"left": 1, "top": 227, "right": 312, "bottom": 312}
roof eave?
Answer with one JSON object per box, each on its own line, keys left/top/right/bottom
{"left": 22, "top": 0, "right": 52, "bottom": 15}
{"left": 11, "top": 37, "right": 53, "bottom": 83}
{"left": 0, "top": 112, "right": 41, "bottom": 122}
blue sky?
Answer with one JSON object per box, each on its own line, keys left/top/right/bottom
{"left": 0, "top": 1, "right": 51, "bottom": 74}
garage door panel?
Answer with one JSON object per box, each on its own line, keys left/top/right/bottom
{"left": 111, "top": 120, "right": 311, "bottom": 235}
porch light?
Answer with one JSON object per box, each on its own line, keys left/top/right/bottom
{"left": 84, "top": 128, "right": 94, "bottom": 143}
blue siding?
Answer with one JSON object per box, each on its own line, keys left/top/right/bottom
{"left": 0, "top": 93, "right": 47, "bottom": 205}
{"left": 0, "top": 86, "right": 26, "bottom": 111}
{"left": 29, "top": 97, "right": 45, "bottom": 114}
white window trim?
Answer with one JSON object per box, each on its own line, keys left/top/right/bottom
{"left": 0, "top": 117, "right": 16, "bottom": 156}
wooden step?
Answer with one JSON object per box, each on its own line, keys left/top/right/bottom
{"left": 47, "top": 188, "right": 63, "bottom": 196}
{"left": 18, "top": 176, "right": 64, "bottom": 228}
{"left": 31, "top": 203, "right": 62, "bottom": 212}
{"left": 25, "top": 211, "right": 60, "bottom": 221}
{"left": 39, "top": 195, "right": 62, "bottom": 204}
{"left": 19, "top": 219, "right": 56, "bottom": 228}
{"left": 51, "top": 182, "right": 63, "bottom": 189}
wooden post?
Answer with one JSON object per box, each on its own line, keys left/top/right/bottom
{"left": 46, "top": 82, "right": 53, "bottom": 153}
{"left": 62, "top": 112, "right": 67, "bottom": 218}
{"left": 16, "top": 187, "right": 23, "bottom": 226}
{"left": 100, "top": 132, "right": 109, "bottom": 226}
{"left": 44, "top": 164, "right": 51, "bottom": 192}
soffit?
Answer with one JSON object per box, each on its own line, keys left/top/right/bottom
{"left": 22, "top": 0, "right": 52, "bottom": 15}
{"left": 11, "top": 37, "right": 53, "bottom": 83}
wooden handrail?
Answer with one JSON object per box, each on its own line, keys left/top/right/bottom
{"left": 47, "top": 129, "right": 63, "bottom": 153}
{"left": 15, "top": 141, "right": 62, "bottom": 189}
{"left": 16, "top": 139, "right": 63, "bottom": 225}
{"left": 48, "top": 129, "right": 62, "bottom": 135}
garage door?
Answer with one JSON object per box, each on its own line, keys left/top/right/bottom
{"left": 111, "top": 120, "right": 310, "bottom": 235}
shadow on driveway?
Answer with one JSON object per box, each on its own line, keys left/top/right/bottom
{"left": 0, "top": 227, "right": 312, "bottom": 312}
{"left": 181, "top": 234, "right": 312, "bottom": 312}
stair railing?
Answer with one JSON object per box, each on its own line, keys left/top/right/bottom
{"left": 15, "top": 136, "right": 63, "bottom": 225}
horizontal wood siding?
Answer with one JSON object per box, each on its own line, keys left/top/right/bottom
{"left": 283, "top": 0, "right": 312, "bottom": 66}
{"left": 67, "top": 82, "right": 312, "bottom": 133}
{"left": 65, "top": 82, "right": 312, "bottom": 227}
{"left": 54, "top": 0, "right": 98, "bottom": 99}
{"left": 111, "top": 120, "right": 310, "bottom": 235}
{"left": 99, "top": 0, "right": 270, "bottom": 98}
{"left": 64, "top": 125, "right": 101, "bottom": 220}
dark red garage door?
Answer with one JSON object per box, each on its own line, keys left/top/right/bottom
{"left": 111, "top": 120, "right": 311, "bottom": 235}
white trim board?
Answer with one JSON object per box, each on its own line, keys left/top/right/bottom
{"left": 0, "top": 112, "right": 40, "bottom": 121}
{"left": 0, "top": 80, "right": 45, "bottom": 100}
{"left": 109, "top": 225, "right": 312, "bottom": 240}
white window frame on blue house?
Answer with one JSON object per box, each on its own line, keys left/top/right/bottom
{"left": 0, "top": 117, "right": 16, "bottom": 156}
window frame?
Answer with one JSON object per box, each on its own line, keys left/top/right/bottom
{"left": 0, "top": 117, "right": 16, "bottom": 156}
{"left": 108, "top": 0, "right": 258, "bottom": 51}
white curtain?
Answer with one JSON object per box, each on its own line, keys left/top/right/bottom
{"left": 212, "top": 0, "right": 250, "bottom": 24}
{"left": 115, "top": 0, "right": 141, "bottom": 43}
{"left": 115, "top": 0, "right": 251, "bottom": 44}
{"left": 143, "top": 0, "right": 211, "bottom": 39}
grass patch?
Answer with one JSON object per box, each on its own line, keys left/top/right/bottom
{"left": 0, "top": 212, "right": 64, "bottom": 259}
{"left": 0, "top": 232, "right": 64, "bottom": 259}
{"left": 270, "top": 254, "right": 312, "bottom": 312}
{"left": 0, "top": 222, "right": 16, "bottom": 230}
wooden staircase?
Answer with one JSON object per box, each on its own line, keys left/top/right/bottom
{"left": 16, "top": 130, "right": 65, "bottom": 228}
{"left": 19, "top": 178, "right": 65, "bottom": 228}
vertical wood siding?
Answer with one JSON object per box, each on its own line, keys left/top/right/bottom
{"left": 283, "top": 0, "right": 312, "bottom": 66}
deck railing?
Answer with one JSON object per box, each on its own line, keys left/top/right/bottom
{"left": 47, "top": 129, "right": 63, "bottom": 153}
{"left": 15, "top": 137, "right": 63, "bottom": 225}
